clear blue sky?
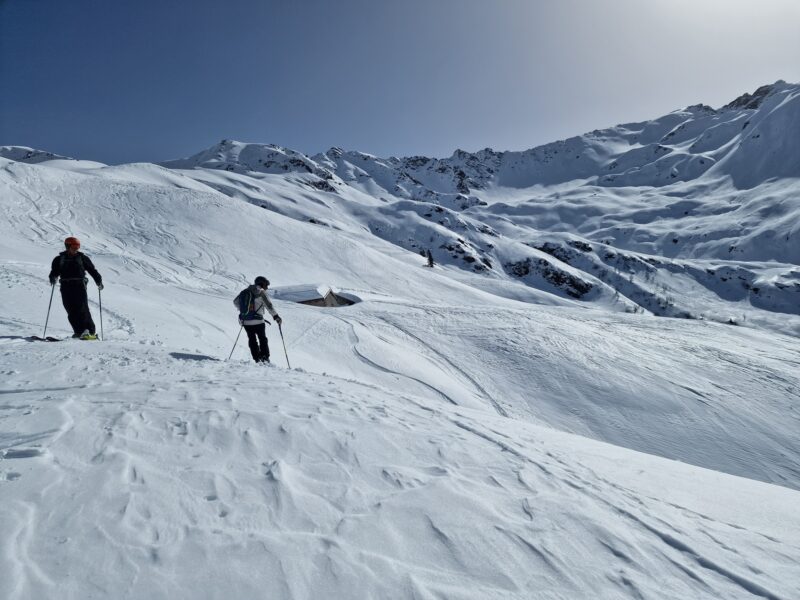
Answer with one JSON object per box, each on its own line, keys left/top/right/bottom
{"left": 2, "top": 0, "right": 799, "bottom": 164}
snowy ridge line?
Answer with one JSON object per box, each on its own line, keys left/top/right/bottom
{"left": 154, "top": 81, "right": 799, "bottom": 192}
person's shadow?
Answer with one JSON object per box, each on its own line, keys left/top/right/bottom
{"left": 169, "top": 352, "right": 220, "bottom": 362}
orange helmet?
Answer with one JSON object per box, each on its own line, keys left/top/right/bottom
{"left": 64, "top": 236, "right": 81, "bottom": 249}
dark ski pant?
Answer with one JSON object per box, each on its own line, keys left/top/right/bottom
{"left": 60, "top": 281, "right": 96, "bottom": 335}
{"left": 244, "top": 323, "right": 270, "bottom": 362}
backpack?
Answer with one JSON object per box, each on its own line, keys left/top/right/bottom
{"left": 59, "top": 253, "right": 86, "bottom": 281}
{"left": 238, "top": 287, "right": 260, "bottom": 320}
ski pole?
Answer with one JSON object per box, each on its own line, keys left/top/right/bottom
{"left": 98, "top": 287, "right": 104, "bottom": 341}
{"left": 278, "top": 323, "right": 291, "bottom": 369}
{"left": 42, "top": 282, "right": 55, "bottom": 338}
{"left": 227, "top": 325, "right": 243, "bottom": 361}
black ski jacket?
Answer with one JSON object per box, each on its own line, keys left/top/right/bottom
{"left": 49, "top": 251, "right": 102, "bottom": 285}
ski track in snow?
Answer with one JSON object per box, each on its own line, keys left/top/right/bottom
{"left": 364, "top": 312, "right": 510, "bottom": 417}
{"left": 339, "top": 315, "right": 462, "bottom": 408}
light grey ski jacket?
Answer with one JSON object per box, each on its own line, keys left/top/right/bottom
{"left": 233, "top": 284, "right": 279, "bottom": 326}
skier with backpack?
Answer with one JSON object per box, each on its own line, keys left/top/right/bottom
{"left": 233, "top": 276, "right": 282, "bottom": 363}
{"left": 48, "top": 237, "right": 103, "bottom": 340}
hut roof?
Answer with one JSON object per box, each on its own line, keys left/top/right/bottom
{"left": 271, "top": 284, "right": 334, "bottom": 303}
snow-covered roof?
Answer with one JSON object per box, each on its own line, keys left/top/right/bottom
{"left": 271, "top": 283, "right": 334, "bottom": 303}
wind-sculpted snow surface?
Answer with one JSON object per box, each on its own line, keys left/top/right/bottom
{"left": 1, "top": 340, "right": 799, "bottom": 600}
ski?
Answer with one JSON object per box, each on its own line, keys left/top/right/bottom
{"left": 27, "top": 336, "right": 62, "bottom": 342}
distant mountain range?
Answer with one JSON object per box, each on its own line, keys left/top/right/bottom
{"left": 160, "top": 80, "right": 799, "bottom": 193}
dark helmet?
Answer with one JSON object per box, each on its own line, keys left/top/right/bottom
{"left": 254, "top": 276, "right": 269, "bottom": 288}
{"left": 64, "top": 236, "right": 81, "bottom": 249}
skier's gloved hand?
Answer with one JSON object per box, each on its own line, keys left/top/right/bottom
{"left": 97, "top": 283, "right": 104, "bottom": 291}
{"left": 274, "top": 315, "right": 282, "bottom": 325}
{"left": 49, "top": 277, "right": 56, "bottom": 285}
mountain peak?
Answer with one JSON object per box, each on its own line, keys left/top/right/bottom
{"left": 723, "top": 80, "right": 790, "bottom": 110}
{"left": 0, "top": 146, "right": 73, "bottom": 164}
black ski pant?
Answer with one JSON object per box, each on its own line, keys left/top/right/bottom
{"left": 244, "top": 323, "right": 270, "bottom": 362}
{"left": 60, "top": 280, "right": 96, "bottom": 335}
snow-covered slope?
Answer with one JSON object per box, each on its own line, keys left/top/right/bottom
{"left": 2, "top": 82, "right": 800, "bottom": 599}
{"left": 155, "top": 81, "right": 800, "bottom": 336}
{"left": 3, "top": 154, "right": 799, "bottom": 488}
